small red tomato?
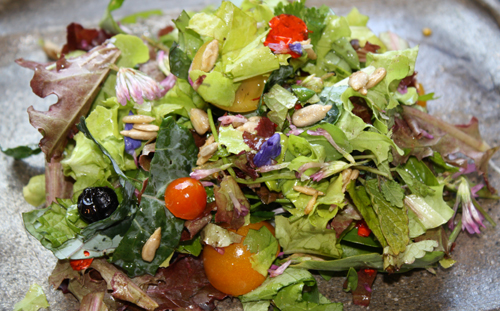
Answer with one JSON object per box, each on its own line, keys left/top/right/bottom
{"left": 70, "top": 258, "right": 93, "bottom": 271}
{"left": 164, "top": 177, "right": 207, "bottom": 220}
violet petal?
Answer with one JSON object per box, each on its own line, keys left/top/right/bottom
{"left": 253, "top": 133, "right": 281, "bottom": 167}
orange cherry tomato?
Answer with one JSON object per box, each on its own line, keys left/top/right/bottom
{"left": 203, "top": 221, "right": 278, "bottom": 296}
{"left": 164, "top": 177, "right": 207, "bottom": 220}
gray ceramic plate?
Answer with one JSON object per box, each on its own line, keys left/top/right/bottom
{"left": 1, "top": 0, "right": 500, "bottom": 310}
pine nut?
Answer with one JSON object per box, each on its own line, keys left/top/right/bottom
{"left": 366, "top": 68, "right": 387, "bottom": 89}
{"left": 304, "top": 192, "right": 318, "bottom": 215}
{"left": 292, "top": 104, "right": 332, "bottom": 127}
{"left": 142, "top": 227, "right": 161, "bottom": 262}
{"left": 133, "top": 124, "right": 160, "bottom": 132}
{"left": 201, "top": 40, "right": 219, "bottom": 72}
{"left": 122, "top": 115, "right": 156, "bottom": 124}
{"left": 120, "top": 129, "right": 157, "bottom": 140}
{"left": 293, "top": 185, "right": 324, "bottom": 196}
{"left": 348, "top": 71, "right": 369, "bottom": 95}
{"left": 190, "top": 108, "right": 210, "bottom": 135}
{"left": 199, "top": 142, "right": 218, "bottom": 157}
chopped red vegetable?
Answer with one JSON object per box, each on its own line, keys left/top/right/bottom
{"left": 70, "top": 258, "right": 94, "bottom": 271}
{"left": 356, "top": 220, "right": 372, "bottom": 237}
{"left": 264, "top": 14, "right": 308, "bottom": 58}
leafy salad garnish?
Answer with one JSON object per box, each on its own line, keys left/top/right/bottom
{"left": 10, "top": 0, "right": 498, "bottom": 310}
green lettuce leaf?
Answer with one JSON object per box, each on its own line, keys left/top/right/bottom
{"left": 240, "top": 268, "right": 315, "bottom": 302}
{"left": 350, "top": 131, "right": 403, "bottom": 164}
{"left": 264, "top": 84, "right": 297, "bottom": 129}
{"left": 242, "top": 301, "right": 271, "bottom": 311}
{"left": 111, "top": 34, "right": 150, "bottom": 67}
{"left": 215, "top": 1, "right": 257, "bottom": 54}
{"left": 23, "top": 174, "right": 46, "bottom": 207}
{"left": 343, "top": 267, "right": 358, "bottom": 292}
{"left": 274, "top": 282, "right": 343, "bottom": 311}
{"left": 243, "top": 226, "right": 279, "bottom": 276}
{"left": 173, "top": 11, "right": 204, "bottom": 59}
{"left": 218, "top": 125, "right": 251, "bottom": 154}
{"left": 189, "top": 70, "right": 238, "bottom": 107}
{"left": 346, "top": 7, "right": 368, "bottom": 26}
{"left": 275, "top": 215, "right": 341, "bottom": 258}
{"left": 201, "top": 223, "right": 243, "bottom": 248}
{"left": 99, "top": 0, "right": 125, "bottom": 34}
{"left": 13, "top": 283, "right": 49, "bottom": 311}
{"left": 155, "top": 78, "right": 206, "bottom": 118}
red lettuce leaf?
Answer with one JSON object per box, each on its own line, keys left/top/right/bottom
{"left": 45, "top": 159, "right": 73, "bottom": 204}
{"left": 146, "top": 256, "right": 227, "bottom": 311}
{"left": 61, "top": 23, "right": 112, "bottom": 55}
{"left": 254, "top": 185, "right": 284, "bottom": 204}
{"left": 184, "top": 201, "right": 217, "bottom": 239}
{"left": 214, "top": 176, "right": 249, "bottom": 229}
{"left": 243, "top": 131, "right": 266, "bottom": 151}
{"left": 255, "top": 116, "right": 276, "bottom": 138}
{"left": 16, "top": 44, "right": 120, "bottom": 161}
{"left": 394, "top": 106, "right": 498, "bottom": 192}
{"left": 233, "top": 152, "right": 259, "bottom": 180}
{"left": 344, "top": 269, "right": 377, "bottom": 307}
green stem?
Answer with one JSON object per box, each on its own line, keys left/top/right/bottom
{"left": 207, "top": 108, "right": 218, "bottom": 143}
{"left": 448, "top": 219, "right": 462, "bottom": 247}
{"left": 352, "top": 165, "right": 390, "bottom": 178}
{"left": 472, "top": 198, "right": 496, "bottom": 227}
{"left": 141, "top": 35, "right": 169, "bottom": 52}
{"left": 245, "top": 194, "right": 291, "bottom": 204}
{"left": 235, "top": 171, "right": 297, "bottom": 184}
{"left": 353, "top": 154, "right": 376, "bottom": 160}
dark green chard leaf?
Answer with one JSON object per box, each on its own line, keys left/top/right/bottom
{"left": 169, "top": 42, "right": 191, "bottom": 80}
{"left": 172, "top": 11, "right": 204, "bottom": 59}
{"left": 264, "top": 65, "right": 295, "bottom": 93}
{"left": 402, "top": 156, "right": 439, "bottom": 186}
{"left": 0, "top": 144, "right": 41, "bottom": 159}
{"left": 319, "top": 85, "right": 348, "bottom": 124}
{"left": 111, "top": 117, "right": 196, "bottom": 276}
{"left": 291, "top": 85, "right": 316, "bottom": 102}
{"left": 346, "top": 182, "right": 387, "bottom": 248}
{"left": 364, "top": 179, "right": 409, "bottom": 255}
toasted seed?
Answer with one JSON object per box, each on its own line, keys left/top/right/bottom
{"left": 142, "top": 227, "right": 162, "bottom": 262}
{"left": 348, "top": 71, "right": 369, "bottom": 95}
{"left": 122, "top": 115, "right": 156, "bottom": 124}
{"left": 293, "top": 185, "right": 325, "bottom": 196}
{"left": 201, "top": 40, "right": 219, "bottom": 72}
{"left": 120, "top": 129, "right": 157, "bottom": 140}
{"left": 422, "top": 27, "right": 432, "bottom": 36}
{"left": 200, "top": 142, "right": 218, "bottom": 157}
{"left": 190, "top": 108, "right": 210, "bottom": 135}
{"left": 304, "top": 192, "right": 319, "bottom": 215}
{"left": 366, "top": 68, "right": 387, "bottom": 89}
{"left": 42, "top": 40, "right": 61, "bottom": 60}
{"left": 236, "top": 116, "right": 261, "bottom": 133}
{"left": 341, "top": 168, "right": 360, "bottom": 193}
{"left": 292, "top": 104, "right": 332, "bottom": 128}
{"left": 133, "top": 124, "right": 160, "bottom": 132}
{"left": 197, "top": 135, "right": 216, "bottom": 166}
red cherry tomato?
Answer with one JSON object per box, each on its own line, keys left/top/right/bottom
{"left": 70, "top": 258, "right": 93, "bottom": 271}
{"left": 264, "top": 14, "right": 308, "bottom": 58}
{"left": 164, "top": 177, "right": 207, "bottom": 220}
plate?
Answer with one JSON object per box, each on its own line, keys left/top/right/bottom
{"left": 1, "top": 0, "right": 499, "bottom": 310}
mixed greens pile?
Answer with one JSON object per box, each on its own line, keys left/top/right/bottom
{"left": 9, "top": 0, "right": 499, "bottom": 310}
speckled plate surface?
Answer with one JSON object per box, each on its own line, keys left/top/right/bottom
{"left": 1, "top": 0, "right": 500, "bottom": 310}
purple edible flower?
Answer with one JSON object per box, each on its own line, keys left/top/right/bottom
{"left": 159, "top": 74, "right": 177, "bottom": 96}
{"left": 253, "top": 133, "right": 282, "bottom": 167}
{"left": 268, "top": 260, "right": 292, "bottom": 277}
{"left": 218, "top": 114, "right": 248, "bottom": 127}
{"left": 116, "top": 67, "right": 163, "bottom": 106}
{"left": 288, "top": 42, "right": 303, "bottom": 56}
{"left": 449, "top": 177, "right": 486, "bottom": 235}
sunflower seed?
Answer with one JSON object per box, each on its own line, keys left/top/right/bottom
{"left": 133, "top": 124, "right": 160, "bottom": 132}
{"left": 122, "top": 115, "right": 156, "bottom": 124}
{"left": 142, "top": 227, "right": 162, "bottom": 262}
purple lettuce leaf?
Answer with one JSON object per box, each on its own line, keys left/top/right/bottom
{"left": 214, "top": 175, "right": 250, "bottom": 229}
{"left": 61, "top": 23, "right": 111, "bottom": 55}
{"left": 396, "top": 106, "right": 498, "bottom": 192}
{"left": 146, "top": 256, "right": 227, "bottom": 311}
{"left": 16, "top": 44, "right": 120, "bottom": 161}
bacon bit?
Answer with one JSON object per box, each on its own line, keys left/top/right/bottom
{"left": 84, "top": 251, "right": 90, "bottom": 257}
{"left": 294, "top": 103, "right": 302, "bottom": 110}
{"left": 356, "top": 220, "right": 371, "bottom": 237}
{"left": 70, "top": 258, "right": 94, "bottom": 271}
{"left": 363, "top": 269, "right": 376, "bottom": 277}
{"left": 256, "top": 117, "right": 276, "bottom": 138}
{"left": 264, "top": 14, "right": 308, "bottom": 58}
{"left": 158, "top": 25, "right": 175, "bottom": 37}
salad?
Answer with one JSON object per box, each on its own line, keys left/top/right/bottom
{"left": 6, "top": 0, "right": 500, "bottom": 310}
